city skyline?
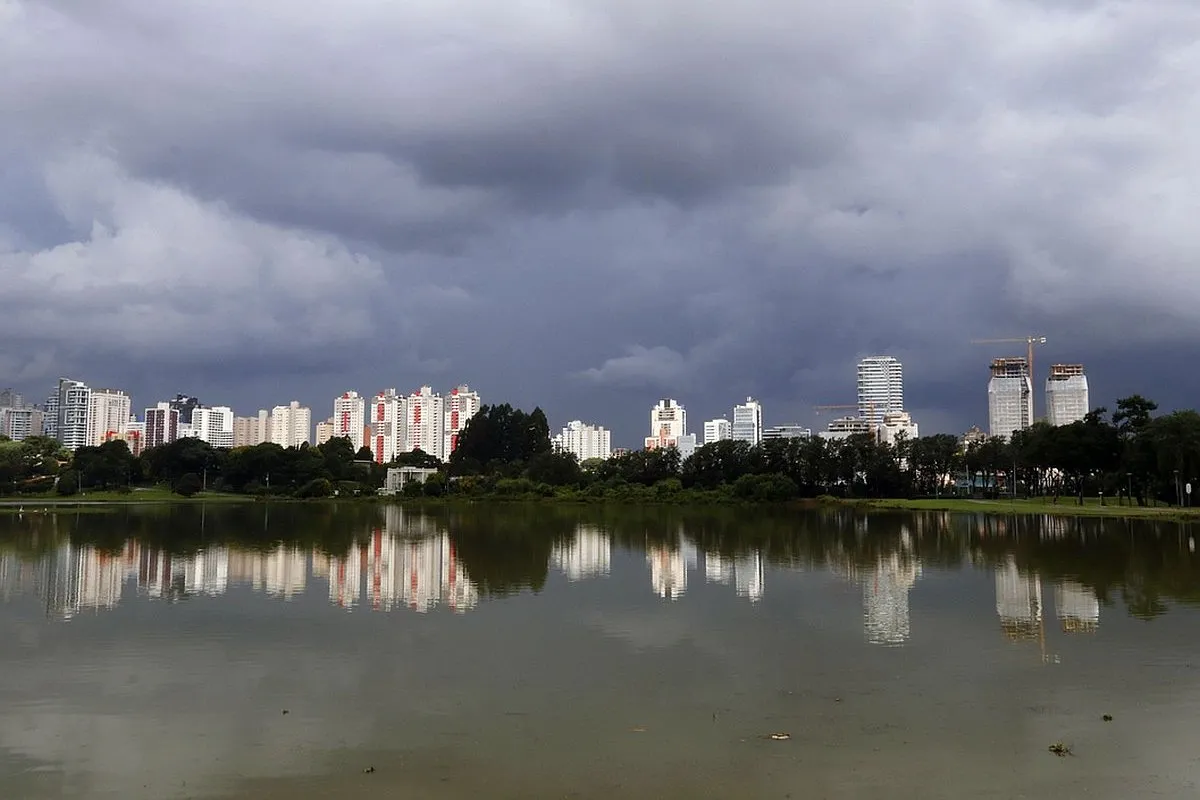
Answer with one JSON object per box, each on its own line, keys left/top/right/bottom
{"left": 1, "top": 350, "right": 1105, "bottom": 452}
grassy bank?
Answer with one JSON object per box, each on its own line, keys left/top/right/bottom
{"left": 0, "top": 487, "right": 254, "bottom": 509}
{"left": 854, "top": 496, "right": 1200, "bottom": 520}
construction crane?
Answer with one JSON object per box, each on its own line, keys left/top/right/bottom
{"left": 971, "top": 336, "right": 1047, "bottom": 419}
{"left": 815, "top": 402, "right": 878, "bottom": 439}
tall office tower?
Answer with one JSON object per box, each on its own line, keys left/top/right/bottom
{"left": 370, "top": 389, "right": 405, "bottom": 464}
{"left": 168, "top": 395, "right": 202, "bottom": 425}
{"left": 731, "top": 397, "right": 763, "bottom": 446}
{"left": 443, "top": 384, "right": 481, "bottom": 458}
{"left": 553, "top": 421, "right": 612, "bottom": 461}
{"left": 191, "top": 406, "right": 235, "bottom": 448}
{"left": 144, "top": 402, "right": 180, "bottom": 449}
{"left": 988, "top": 357, "right": 1033, "bottom": 439}
{"left": 87, "top": 389, "right": 132, "bottom": 446}
{"left": 703, "top": 418, "right": 731, "bottom": 445}
{"left": 269, "top": 401, "right": 311, "bottom": 448}
{"left": 333, "top": 391, "right": 365, "bottom": 451}
{"left": 1045, "top": 364, "right": 1089, "bottom": 427}
{"left": 406, "top": 386, "right": 445, "bottom": 461}
{"left": 857, "top": 356, "right": 904, "bottom": 427}
{"left": 55, "top": 379, "right": 92, "bottom": 451}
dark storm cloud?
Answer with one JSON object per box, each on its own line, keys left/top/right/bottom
{"left": 3, "top": 0, "right": 1200, "bottom": 442}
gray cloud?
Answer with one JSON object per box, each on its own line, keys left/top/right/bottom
{"left": 3, "top": 0, "right": 1200, "bottom": 442}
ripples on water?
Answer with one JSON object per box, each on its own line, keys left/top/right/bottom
{"left": 2, "top": 504, "right": 1200, "bottom": 799}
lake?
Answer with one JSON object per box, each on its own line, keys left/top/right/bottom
{"left": 1, "top": 503, "right": 1199, "bottom": 799}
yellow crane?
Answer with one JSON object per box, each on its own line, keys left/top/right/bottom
{"left": 971, "top": 336, "right": 1047, "bottom": 419}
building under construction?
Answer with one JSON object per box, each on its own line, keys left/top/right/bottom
{"left": 988, "top": 357, "right": 1032, "bottom": 439}
{"left": 1046, "top": 364, "right": 1089, "bottom": 426}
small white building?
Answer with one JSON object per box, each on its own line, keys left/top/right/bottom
{"left": 879, "top": 412, "right": 919, "bottom": 446}
{"left": 703, "top": 418, "right": 731, "bottom": 445}
{"left": 382, "top": 467, "right": 439, "bottom": 495}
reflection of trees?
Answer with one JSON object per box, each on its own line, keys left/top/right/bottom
{"left": 5, "top": 504, "right": 1200, "bottom": 620}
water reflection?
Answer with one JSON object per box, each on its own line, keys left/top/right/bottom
{"left": 1, "top": 506, "right": 1195, "bottom": 640}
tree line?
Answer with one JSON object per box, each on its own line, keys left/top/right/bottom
{"left": 1, "top": 394, "right": 1197, "bottom": 504}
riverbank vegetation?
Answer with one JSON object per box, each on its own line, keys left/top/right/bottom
{"left": 2, "top": 395, "right": 1199, "bottom": 513}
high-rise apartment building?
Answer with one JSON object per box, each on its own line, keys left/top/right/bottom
{"left": 0, "top": 389, "right": 22, "bottom": 408}
{"left": 191, "top": 406, "right": 234, "bottom": 448}
{"left": 553, "top": 421, "right": 612, "bottom": 461}
{"left": 232, "top": 413, "right": 268, "bottom": 447}
{"left": 43, "top": 390, "right": 59, "bottom": 440}
{"left": 704, "top": 418, "right": 731, "bottom": 444}
{"left": 370, "top": 389, "right": 405, "bottom": 464}
{"left": 1046, "top": 364, "right": 1089, "bottom": 427}
{"left": 406, "top": 386, "right": 445, "bottom": 461}
{"left": 333, "top": 391, "right": 365, "bottom": 451}
{"left": 1, "top": 407, "right": 43, "bottom": 441}
{"left": 87, "top": 389, "right": 132, "bottom": 447}
{"left": 857, "top": 356, "right": 904, "bottom": 427}
{"left": 144, "top": 402, "right": 180, "bottom": 449}
{"left": 444, "top": 384, "right": 481, "bottom": 458}
{"left": 269, "top": 401, "right": 311, "bottom": 448}
{"left": 646, "top": 398, "right": 686, "bottom": 447}
{"left": 315, "top": 418, "right": 335, "bottom": 446}
{"left": 55, "top": 379, "right": 92, "bottom": 451}
{"left": 731, "top": 397, "right": 763, "bottom": 446}
{"left": 988, "top": 358, "right": 1033, "bottom": 440}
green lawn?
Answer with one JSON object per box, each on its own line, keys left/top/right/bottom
{"left": 0, "top": 487, "right": 254, "bottom": 506}
{"left": 858, "top": 496, "right": 1200, "bottom": 519}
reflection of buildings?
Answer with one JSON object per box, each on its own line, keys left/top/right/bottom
{"left": 996, "top": 557, "right": 1042, "bottom": 641}
{"left": 324, "top": 526, "right": 479, "bottom": 613}
{"left": 863, "top": 554, "right": 921, "bottom": 646}
{"left": 138, "top": 547, "right": 230, "bottom": 601}
{"left": 552, "top": 527, "right": 611, "bottom": 581}
{"left": 647, "top": 539, "right": 697, "bottom": 600}
{"left": 1055, "top": 581, "right": 1099, "bottom": 633}
{"left": 0, "top": 521, "right": 482, "bottom": 616}
{"left": 704, "top": 551, "right": 765, "bottom": 602}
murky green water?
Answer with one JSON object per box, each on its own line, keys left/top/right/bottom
{"left": 1, "top": 503, "right": 1199, "bottom": 799}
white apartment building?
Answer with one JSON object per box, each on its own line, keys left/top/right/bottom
{"left": 144, "top": 402, "right": 180, "bottom": 449}
{"left": 370, "top": 389, "right": 405, "bottom": 464}
{"left": 315, "top": 418, "right": 335, "bottom": 446}
{"left": 43, "top": 389, "right": 59, "bottom": 440}
{"left": 55, "top": 378, "right": 92, "bottom": 451}
{"left": 553, "top": 420, "right": 612, "bottom": 461}
{"left": 731, "top": 397, "right": 763, "bottom": 446}
{"left": 444, "top": 384, "right": 481, "bottom": 458}
{"left": 645, "top": 398, "right": 687, "bottom": 450}
{"left": 819, "top": 416, "right": 875, "bottom": 441}
{"left": 988, "top": 358, "right": 1032, "bottom": 440}
{"left": 269, "top": 401, "right": 311, "bottom": 448}
{"left": 763, "top": 424, "right": 811, "bottom": 440}
{"left": 704, "top": 418, "right": 731, "bottom": 444}
{"left": 333, "top": 391, "right": 365, "bottom": 451}
{"left": 879, "top": 412, "right": 919, "bottom": 446}
{"left": 857, "top": 356, "right": 905, "bottom": 427}
{"left": 1046, "top": 364, "right": 1089, "bottom": 427}
{"left": 191, "top": 406, "right": 234, "bottom": 448}
{"left": 87, "top": 389, "right": 131, "bottom": 447}
{"left": 406, "top": 386, "right": 445, "bottom": 461}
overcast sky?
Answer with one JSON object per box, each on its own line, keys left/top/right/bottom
{"left": 3, "top": 0, "right": 1199, "bottom": 446}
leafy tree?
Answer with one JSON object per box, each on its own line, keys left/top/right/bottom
{"left": 175, "top": 472, "right": 203, "bottom": 497}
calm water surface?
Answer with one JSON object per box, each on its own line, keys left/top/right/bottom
{"left": 2, "top": 503, "right": 1200, "bottom": 799}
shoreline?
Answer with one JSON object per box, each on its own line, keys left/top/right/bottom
{"left": 4, "top": 492, "right": 1200, "bottom": 521}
